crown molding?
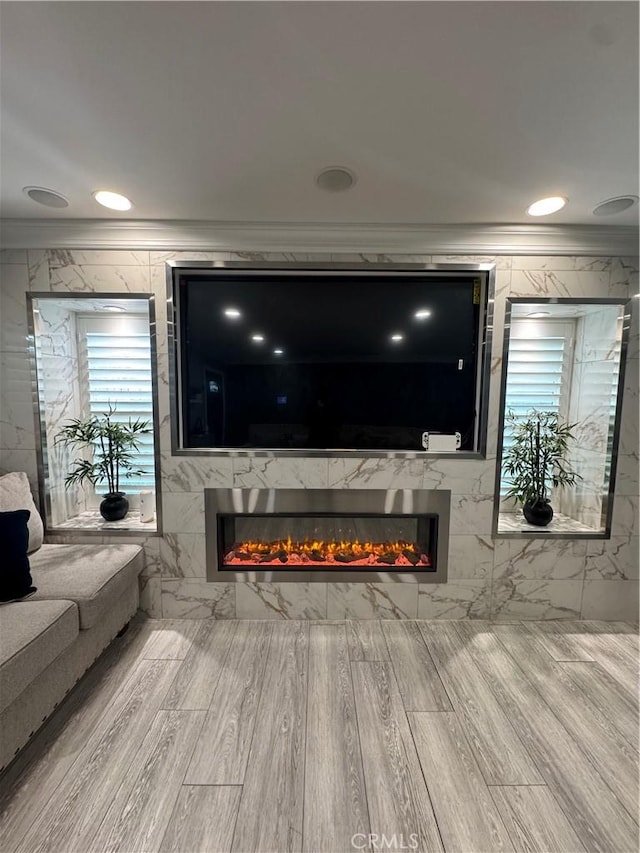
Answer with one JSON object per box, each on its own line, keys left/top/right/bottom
{"left": 0, "top": 218, "right": 638, "bottom": 255}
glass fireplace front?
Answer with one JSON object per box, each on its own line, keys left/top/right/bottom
{"left": 218, "top": 513, "right": 437, "bottom": 571}
{"left": 205, "top": 488, "right": 451, "bottom": 583}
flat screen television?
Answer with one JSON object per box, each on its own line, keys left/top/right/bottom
{"left": 174, "top": 268, "right": 489, "bottom": 451}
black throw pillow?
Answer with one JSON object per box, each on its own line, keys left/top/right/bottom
{"left": 0, "top": 509, "right": 37, "bottom": 602}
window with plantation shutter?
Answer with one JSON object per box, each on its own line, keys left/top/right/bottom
{"left": 501, "top": 319, "right": 575, "bottom": 494}
{"left": 78, "top": 315, "right": 155, "bottom": 496}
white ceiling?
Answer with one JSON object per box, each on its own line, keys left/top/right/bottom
{"left": 1, "top": 1, "right": 638, "bottom": 227}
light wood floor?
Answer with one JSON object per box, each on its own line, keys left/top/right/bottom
{"left": 0, "top": 619, "right": 638, "bottom": 853}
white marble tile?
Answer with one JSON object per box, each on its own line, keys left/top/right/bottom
{"left": 432, "top": 254, "right": 511, "bottom": 269}
{"left": 139, "top": 576, "right": 163, "bottom": 618}
{"left": 423, "top": 458, "right": 495, "bottom": 494}
{"left": 511, "top": 256, "right": 613, "bottom": 271}
{"left": 497, "top": 510, "right": 601, "bottom": 535}
{"left": 0, "top": 448, "right": 39, "bottom": 493}
{"left": 0, "top": 399, "right": 36, "bottom": 451}
{"left": 36, "top": 301, "right": 77, "bottom": 357}
{"left": 151, "top": 251, "right": 232, "bottom": 266}
{"left": 27, "top": 250, "right": 50, "bottom": 291}
{"left": 581, "top": 580, "right": 640, "bottom": 622}
{"left": 327, "top": 582, "right": 418, "bottom": 619}
{"left": 585, "top": 536, "right": 639, "bottom": 581}
{"left": 491, "top": 579, "right": 583, "bottom": 621}
{"left": 509, "top": 270, "right": 622, "bottom": 298}
{"left": 493, "top": 539, "right": 586, "bottom": 581}
{"left": 140, "top": 538, "right": 162, "bottom": 577}
{"left": 233, "top": 456, "right": 328, "bottom": 488}
{"left": 161, "top": 452, "right": 233, "bottom": 492}
{"left": 0, "top": 250, "right": 28, "bottom": 264}
{"left": 161, "top": 580, "right": 235, "bottom": 619}
{"left": 417, "top": 580, "right": 491, "bottom": 619}
{"left": 46, "top": 250, "right": 150, "bottom": 267}
{"left": 235, "top": 582, "right": 326, "bottom": 619}
{"left": 611, "top": 495, "right": 639, "bottom": 536}
{"left": 327, "top": 457, "right": 424, "bottom": 489}
{"left": 49, "top": 264, "right": 151, "bottom": 293}
{"left": 450, "top": 494, "right": 494, "bottom": 534}
{"left": 161, "top": 492, "right": 206, "bottom": 533}
{"left": 158, "top": 533, "right": 207, "bottom": 578}
{"left": 615, "top": 455, "right": 639, "bottom": 497}
{"left": 447, "top": 534, "right": 494, "bottom": 579}
{"left": 0, "top": 264, "right": 30, "bottom": 352}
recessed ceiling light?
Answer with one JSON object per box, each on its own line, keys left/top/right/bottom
{"left": 414, "top": 309, "right": 432, "bottom": 320}
{"left": 273, "top": 348, "right": 284, "bottom": 355}
{"left": 527, "top": 311, "right": 551, "bottom": 318}
{"left": 251, "top": 334, "right": 265, "bottom": 342}
{"left": 526, "top": 196, "right": 567, "bottom": 217}
{"left": 315, "top": 166, "right": 356, "bottom": 192}
{"left": 103, "top": 305, "right": 126, "bottom": 312}
{"left": 224, "top": 308, "right": 241, "bottom": 319}
{"left": 23, "top": 186, "right": 69, "bottom": 208}
{"left": 92, "top": 190, "right": 133, "bottom": 211}
{"left": 390, "top": 333, "right": 404, "bottom": 342}
{"left": 592, "top": 196, "right": 638, "bottom": 217}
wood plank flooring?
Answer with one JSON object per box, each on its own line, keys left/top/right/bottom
{"left": 0, "top": 618, "right": 637, "bottom": 853}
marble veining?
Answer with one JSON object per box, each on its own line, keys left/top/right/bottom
{"left": 327, "top": 582, "right": 418, "bottom": 619}
{"left": 52, "top": 510, "right": 158, "bottom": 532}
{"left": 161, "top": 580, "right": 235, "bottom": 619}
{"left": 235, "top": 581, "right": 327, "bottom": 619}
{"left": 418, "top": 580, "right": 491, "bottom": 619}
{"left": 491, "top": 579, "right": 583, "bottom": 621}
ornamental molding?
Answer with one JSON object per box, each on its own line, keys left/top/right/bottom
{"left": 1, "top": 218, "right": 638, "bottom": 256}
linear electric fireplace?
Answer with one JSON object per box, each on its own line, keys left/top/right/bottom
{"left": 205, "top": 488, "right": 450, "bottom": 583}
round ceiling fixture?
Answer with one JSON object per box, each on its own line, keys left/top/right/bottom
{"left": 23, "top": 186, "right": 69, "bottom": 208}
{"left": 527, "top": 311, "right": 551, "bottom": 318}
{"left": 92, "top": 190, "right": 133, "bottom": 211}
{"left": 592, "top": 196, "right": 638, "bottom": 217}
{"left": 315, "top": 166, "right": 356, "bottom": 193}
{"left": 526, "top": 196, "right": 568, "bottom": 217}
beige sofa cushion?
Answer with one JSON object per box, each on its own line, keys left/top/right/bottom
{"left": 0, "top": 472, "right": 44, "bottom": 554}
{"left": 0, "top": 599, "right": 79, "bottom": 713}
{"left": 29, "top": 544, "right": 144, "bottom": 629}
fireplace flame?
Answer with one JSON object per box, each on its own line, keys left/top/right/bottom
{"left": 224, "top": 537, "right": 431, "bottom": 567}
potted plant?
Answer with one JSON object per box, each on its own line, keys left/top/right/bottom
{"left": 55, "top": 404, "right": 150, "bottom": 521}
{"left": 502, "top": 409, "right": 582, "bottom": 526}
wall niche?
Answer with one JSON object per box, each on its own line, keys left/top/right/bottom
{"left": 29, "top": 293, "right": 161, "bottom": 534}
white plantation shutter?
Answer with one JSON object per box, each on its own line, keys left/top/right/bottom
{"left": 79, "top": 316, "right": 155, "bottom": 493}
{"left": 501, "top": 319, "right": 575, "bottom": 494}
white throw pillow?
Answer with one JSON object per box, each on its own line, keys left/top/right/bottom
{"left": 0, "top": 471, "right": 44, "bottom": 554}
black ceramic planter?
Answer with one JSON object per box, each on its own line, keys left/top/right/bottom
{"left": 100, "top": 492, "right": 129, "bottom": 521}
{"left": 523, "top": 498, "right": 553, "bottom": 527}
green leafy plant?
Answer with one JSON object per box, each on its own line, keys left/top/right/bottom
{"left": 55, "top": 403, "right": 150, "bottom": 495}
{"left": 503, "top": 409, "right": 582, "bottom": 507}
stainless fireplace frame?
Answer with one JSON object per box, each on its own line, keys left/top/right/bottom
{"left": 205, "top": 488, "right": 450, "bottom": 583}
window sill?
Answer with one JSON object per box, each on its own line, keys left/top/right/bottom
{"left": 496, "top": 511, "right": 606, "bottom": 539}
{"left": 48, "top": 511, "right": 158, "bottom": 535}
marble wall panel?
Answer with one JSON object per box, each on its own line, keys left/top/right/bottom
{"left": 491, "top": 579, "right": 583, "bottom": 621}
{"left": 158, "top": 532, "right": 207, "bottom": 578}
{"left": 160, "top": 452, "right": 233, "bottom": 492}
{"left": 493, "top": 539, "right": 587, "bottom": 581}
{"left": 49, "top": 265, "right": 151, "bottom": 293}
{"left": 447, "top": 534, "right": 495, "bottom": 579}
{"left": 581, "top": 580, "right": 640, "bottom": 622}
{"left": 161, "top": 492, "right": 206, "bottom": 533}
{"left": 0, "top": 264, "right": 30, "bottom": 352}
{"left": 1, "top": 247, "right": 638, "bottom": 621}
{"left": 161, "top": 580, "right": 235, "bottom": 619}
{"left": 585, "top": 536, "right": 639, "bottom": 581}
{"left": 450, "top": 494, "right": 494, "bottom": 534}
{"left": 417, "top": 580, "right": 491, "bottom": 619}
{"left": 327, "top": 582, "right": 418, "bottom": 619}
{"left": 139, "top": 576, "right": 163, "bottom": 618}
{"left": 327, "top": 457, "right": 423, "bottom": 489}
{"left": 509, "top": 269, "right": 624, "bottom": 298}
{"left": 235, "top": 582, "right": 327, "bottom": 619}
{"left": 0, "top": 250, "right": 28, "bottom": 264}
{"left": 234, "top": 456, "right": 328, "bottom": 488}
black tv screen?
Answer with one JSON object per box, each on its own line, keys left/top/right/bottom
{"left": 175, "top": 270, "right": 486, "bottom": 451}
